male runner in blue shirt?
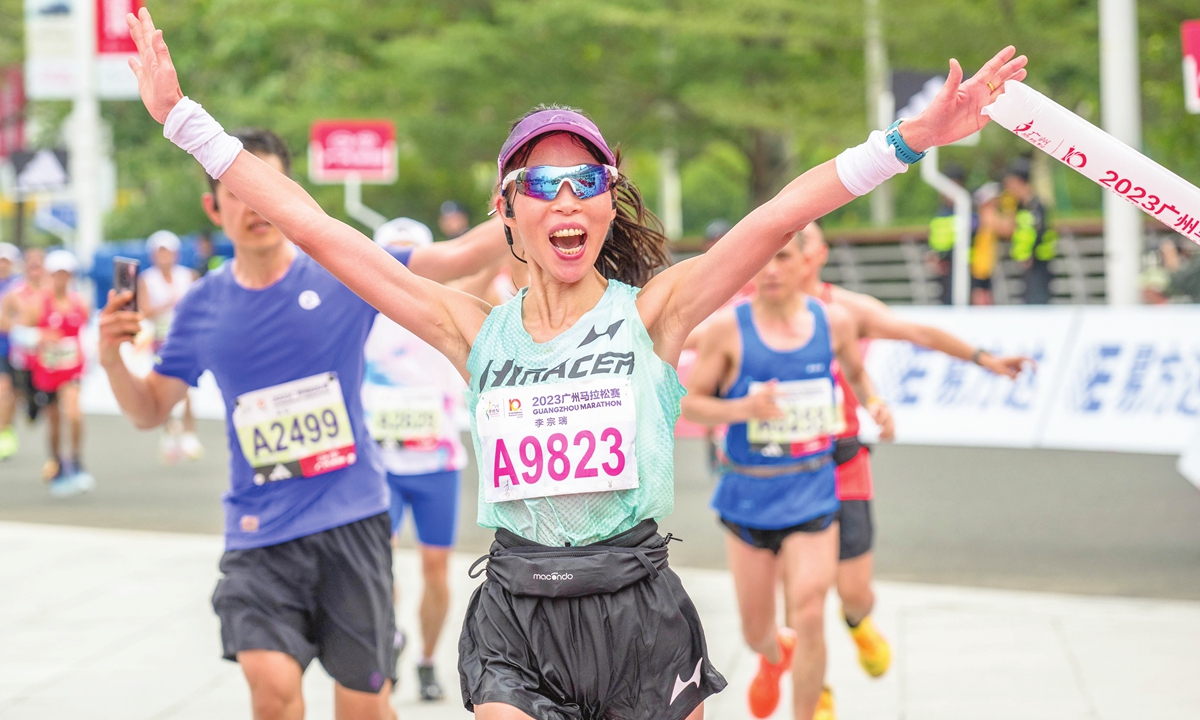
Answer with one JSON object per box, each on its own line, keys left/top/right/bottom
{"left": 98, "top": 128, "right": 505, "bottom": 720}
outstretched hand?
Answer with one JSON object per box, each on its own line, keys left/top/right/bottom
{"left": 980, "top": 353, "right": 1036, "bottom": 379}
{"left": 901, "top": 46, "right": 1028, "bottom": 153}
{"left": 125, "top": 8, "right": 184, "bottom": 124}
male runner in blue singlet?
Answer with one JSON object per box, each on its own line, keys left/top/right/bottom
{"left": 683, "top": 231, "right": 893, "bottom": 720}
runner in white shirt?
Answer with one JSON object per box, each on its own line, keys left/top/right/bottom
{"left": 363, "top": 218, "right": 468, "bottom": 701}
{"left": 138, "top": 230, "right": 203, "bottom": 461}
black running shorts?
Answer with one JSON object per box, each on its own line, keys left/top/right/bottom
{"left": 458, "top": 521, "right": 727, "bottom": 720}
{"left": 836, "top": 499, "right": 874, "bottom": 561}
{"left": 211, "top": 512, "right": 396, "bottom": 694}
{"left": 719, "top": 512, "right": 837, "bottom": 555}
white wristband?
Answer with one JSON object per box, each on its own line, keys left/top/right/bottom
{"left": 835, "top": 130, "right": 908, "bottom": 197}
{"left": 163, "top": 97, "right": 243, "bottom": 179}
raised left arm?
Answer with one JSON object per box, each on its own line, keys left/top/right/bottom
{"left": 640, "top": 47, "right": 1027, "bottom": 360}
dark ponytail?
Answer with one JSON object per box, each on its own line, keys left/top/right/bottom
{"left": 500, "top": 105, "right": 671, "bottom": 287}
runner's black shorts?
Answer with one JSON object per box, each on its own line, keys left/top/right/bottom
{"left": 211, "top": 512, "right": 396, "bottom": 694}
{"left": 835, "top": 499, "right": 873, "bottom": 561}
{"left": 719, "top": 512, "right": 837, "bottom": 554}
{"left": 458, "top": 520, "right": 727, "bottom": 720}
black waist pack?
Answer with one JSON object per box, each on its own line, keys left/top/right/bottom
{"left": 469, "top": 519, "right": 672, "bottom": 598}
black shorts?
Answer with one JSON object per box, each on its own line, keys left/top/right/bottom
{"left": 971, "top": 276, "right": 993, "bottom": 291}
{"left": 12, "top": 369, "right": 38, "bottom": 422}
{"left": 719, "top": 512, "right": 837, "bottom": 555}
{"left": 835, "top": 499, "right": 874, "bottom": 561}
{"left": 211, "top": 512, "right": 396, "bottom": 693}
{"left": 458, "top": 521, "right": 727, "bottom": 720}
{"left": 0, "top": 352, "right": 10, "bottom": 377}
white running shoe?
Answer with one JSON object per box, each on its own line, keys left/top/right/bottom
{"left": 160, "top": 433, "right": 182, "bottom": 465}
{"left": 180, "top": 432, "right": 204, "bottom": 460}
{"left": 49, "top": 470, "right": 95, "bottom": 498}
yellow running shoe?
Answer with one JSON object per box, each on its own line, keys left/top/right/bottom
{"left": 846, "top": 613, "right": 891, "bottom": 677}
{"left": 0, "top": 426, "right": 17, "bottom": 460}
{"left": 814, "top": 685, "right": 836, "bottom": 720}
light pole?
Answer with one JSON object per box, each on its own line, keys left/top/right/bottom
{"left": 1099, "top": 0, "right": 1143, "bottom": 305}
{"left": 864, "top": 0, "right": 893, "bottom": 227}
{"left": 70, "top": 0, "right": 103, "bottom": 266}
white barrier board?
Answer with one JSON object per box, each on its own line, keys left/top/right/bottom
{"left": 1039, "top": 306, "right": 1200, "bottom": 453}
{"left": 862, "top": 307, "right": 1078, "bottom": 448}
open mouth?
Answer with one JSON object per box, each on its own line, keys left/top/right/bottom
{"left": 248, "top": 220, "right": 272, "bottom": 234}
{"left": 549, "top": 227, "right": 587, "bottom": 257}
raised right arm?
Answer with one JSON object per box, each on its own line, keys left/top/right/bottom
{"left": 123, "top": 9, "right": 488, "bottom": 373}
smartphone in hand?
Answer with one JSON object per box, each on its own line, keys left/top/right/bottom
{"left": 113, "top": 257, "right": 139, "bottom": 312}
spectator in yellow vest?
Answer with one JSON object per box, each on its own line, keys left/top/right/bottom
{"left": 926, "top": 164, "right": 967, "bottom": 305}
{"left": 999, "top": 158, "right": 1057, "bottom": 304}
{"left": 969, "top": 182, "right": 1002, "bottom": 305}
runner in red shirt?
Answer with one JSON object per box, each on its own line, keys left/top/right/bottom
{"left": 800, "top": 222, "right": 1031, "bottom": 682}
{"left": 28, "top": 250, "right": 94, "bottom": 497}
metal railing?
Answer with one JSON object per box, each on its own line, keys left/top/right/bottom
{"left": 671, "top": 218, "right": 1178, "bottom": 305}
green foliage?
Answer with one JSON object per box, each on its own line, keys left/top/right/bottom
{"left": 0, "top": 0, "right": 1197, "bottom": 240}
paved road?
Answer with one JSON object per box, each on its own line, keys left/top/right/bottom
{"left": 7, "top": 522, "right": 1200, "bottom": 720}
{"left": 3, "top": 415, "right": 1199, "bottom": 599}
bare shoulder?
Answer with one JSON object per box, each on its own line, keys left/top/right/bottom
{"left": 829, "top": 283, "right": 890, "bottom": 324}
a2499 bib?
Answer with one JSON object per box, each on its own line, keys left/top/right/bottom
{"left": 232, "top": 372, "right": 357, "bottom": 486}
{"left": 477, "top": 377, "right": 638, "bottom": 503}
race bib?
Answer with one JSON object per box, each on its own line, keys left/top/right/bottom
{"left": 477, "top": 377, "right": 638, "bottom": 503}
{"left": 747, "top": 378, "right": 837, "bottom": 447}
{"left": 363, "top": 385, "right": 445, "bottom": 450}
{"left": 232, "top": 372, "right": 357, "bottom": 486}
{"left": 39, "top": 339, "right": 81, "bottom": 371}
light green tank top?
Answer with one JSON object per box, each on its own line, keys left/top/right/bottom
{"left": 465, "top": 280, "right": 685, "bottom": 546}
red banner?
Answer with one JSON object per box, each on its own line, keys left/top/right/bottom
{"left": 0, "top": 65, "right": 24, "bottom": 158}
{"left": 308, "top": 120, "right": 398, "bottom": 184}
{"left": 1184, "top": 20, "right": 1200, "bottom": 114}
{"left": 96, "top": 0, "right": 142, "bottom": 55}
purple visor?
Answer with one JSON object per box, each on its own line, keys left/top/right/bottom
{"left": 497, "top": 109, "right": 616, "bottom": 180}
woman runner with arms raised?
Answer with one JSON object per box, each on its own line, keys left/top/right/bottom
{"left": 122, "top": 9, "right": 1025, "bottom": 718}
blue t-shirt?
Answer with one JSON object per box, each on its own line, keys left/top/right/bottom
{"left": 0, "top": 273, "right": 19, "bottom": 356}
{"left": 155, "top": 248, "right": 412, "bottom": 550}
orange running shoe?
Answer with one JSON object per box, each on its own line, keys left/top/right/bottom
{"left": 748, "top": 627, "right": 798, "bottom": 718}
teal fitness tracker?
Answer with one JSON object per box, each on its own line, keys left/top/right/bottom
{"left": 885, "top": 119, "right": 927, "bottom": 165}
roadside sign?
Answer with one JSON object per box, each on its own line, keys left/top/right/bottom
{"left": 1185, "top": 20, "right": 1200, "bottom": 115}
{"left": 0, "top": 66, "right": 24, "bottom": 158}
{"left": 95, "top": 0, "right": 141, "bottom": 98}
{"left": 12, "top": 148, "right": 69, "bottom": 194}
{"left": 23, "top": 0, "right": 142, "bottom": 100}
{"left": 308, "top": 120, "right": 398, "bottom": 185}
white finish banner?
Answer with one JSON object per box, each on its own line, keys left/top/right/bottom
{"left": 983, "top": 81, "right": 1200, "bottom": 244}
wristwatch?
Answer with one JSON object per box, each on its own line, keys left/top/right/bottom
{"left": 885, "top": 120, "right": 927, "bottom": 165}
